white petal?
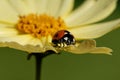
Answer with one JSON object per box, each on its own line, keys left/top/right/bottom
{"left": 21, "top": 35, "right": 52, "bottom": 47}
{"left": 68, "top": 19, "right": 120, "bottom": 39}
{"left": 0, "top": 23, "right": 7, "bottom": 28}
{"left": 23, "top": 36, "right": 55, "bottom": 52}
{"left": 0, "top": 35, "right": 57, "bottom": 53}
{"left": 8, "top": 0, "right": 32, "bottom": 15}
{"left": 0, "top": 34, "right": 53, "bottom": 49}
{"left": 0, "top": 0, "right": 18, "bottom": 23}
{"left": 0, "top": 41, "right": 57, "bottom": 53}
{"left": 36, "top": 0, "right": 74, "bottom": 17}
{"left": 64, "top": 40, "right": 112, "bottom": 55}
{"left": 81, "top": 1, "right": 117, "bottom": 25}
{"left": 27, "top": 38, "right": 43, "bottom": 47}
{"left": 65, "top": 0, "right": 117, "bottom": 27}
{"left": 24, "top": 0, "right": 37, "bottom": 13}
{"left": 45, "top": 0, "right": 62, "bottom": 16}
{"left": 0, "top": 23, "right": 14, "bottom": 28}
{"left": 0, "top": 27, "right": 18, "bottom": 37}
{"left": 36, "top": 0, "right": 48, "bottom": 14}
{"left": 0, "top": 35, "right": 33, "bottom": 45}
{"left": 55, "top": 0, "right": 74, "bottom": 18}
{"left": 90, "top": 47, "right": 112, "bottom": 55}
{"left": 64, "top": 40, "right": 96, "bottom": 54}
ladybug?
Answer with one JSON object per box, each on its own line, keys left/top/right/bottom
{"left": 52, "top": 30, "right": 75, "bottom": 47}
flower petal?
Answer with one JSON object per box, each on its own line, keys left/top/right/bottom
{"left": 64, "top": 40, "right": 96, "bottom": 54}
{"left": 24, "top": 0, "right": 37, "bottom": 13}
{"left": 36, "top": 0, "right": 48, "bottom": 14}
{"left": 0, "top": 35, "right": 33, "bottom": 45}
{"left": 0, "top": 34, "right": 52, "bottom": 47}
{"left": 45, "top": 0, "right": 62, "bottom": 16}
{"left": 81, "top": 1, "right": 117, "bottom": 25}
{"left": 0, "top": 23, "right": 14, "bottom": 28}
{"left": 36, "top": 0, "right": 60, "bottom": 16}
{"left": 0, "top": 34, "right": 57, "bottom": 53}
{"left": 56, "top": 0, "right": 74, "bottom": 18}
{"left": 68, "top": 19, "right": 120, "bottom": 39}
{"left": 36, "top": 0, "right": 74, "bottom": 17}
{"left": 65, "top": 0, "right": 117, "bottom": 27}
{"left": 64, "top": 40, "right": 112, "bottom": 55}
{"left": 0, "top": 27, "right": 18, "bottom": 37}
{"left": 90, "top": 47, "right": 112, "bottom": 55}
{"left": 0, "top": 34, "right": 43, "bottom": 47}
{"left": 8, "top": 0, "right": 32, "bottom": 15}
{"left": 0, "top": 42, "right": 57, "bottom": 53}
{"left": 0, "top": 0, "right": 18, "bottom": 23}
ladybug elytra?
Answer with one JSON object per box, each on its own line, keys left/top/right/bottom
{"left": 52, "top": 30, "right": 75, "bottom": 47}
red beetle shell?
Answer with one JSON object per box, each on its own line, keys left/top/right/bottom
{"left": 52, "top": 30, "right": 75, "bottom": 47}
{"left": 52, "top": 30, "right": 67, "bottom": 40}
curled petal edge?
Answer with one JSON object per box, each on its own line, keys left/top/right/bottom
{"left": 63, "top": 40, "right": 112, "bottom": 55}
{"left": 0, "top": 42, "right": 58, "bottom": 53}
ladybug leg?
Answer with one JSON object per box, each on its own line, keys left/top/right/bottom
{"left": 63, "top": 42, "right": 67, "bottom": 47}
{"left": 57, "top": 43, "right": 61, "bottom": 47}
{"left": 58, "top": 43, "right": 64, "bottom": 47}
{"left": 57, "top": 39, "right": 64, "bottom": 47}
{"left": 59, "top": 38, "right": 67, "bottom": 47}
{"left": 59, "top": 42, "right": 67, "bottom": 47}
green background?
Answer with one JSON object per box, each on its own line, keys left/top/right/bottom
{"left": 0, "top": 0, "right": 120, "bottom": 80}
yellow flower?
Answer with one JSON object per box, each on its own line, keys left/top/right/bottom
{"left": 0, "top": 0, "right": 120, "bottom": 55}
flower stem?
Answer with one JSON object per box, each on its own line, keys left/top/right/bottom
{"left": 34, "top": 54, "right": 42, "bottom": 80}
{"left": 28, "top": 51, "right": 53, "bottom": 80}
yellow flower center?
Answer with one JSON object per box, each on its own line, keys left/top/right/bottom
{"left": 16, "top": 14, "right": 67, "bottom": 38}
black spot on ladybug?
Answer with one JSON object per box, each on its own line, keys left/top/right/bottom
{"left": 52, "top": 30, "right": 75, "bottom": 47}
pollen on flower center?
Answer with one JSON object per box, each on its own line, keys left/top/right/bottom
{"left": 16, "top": 14, "right": 67, "bottom": 38}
